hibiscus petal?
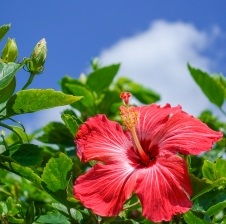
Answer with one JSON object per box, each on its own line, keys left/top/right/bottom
{"left": 135, "top": 155, "right": 192, "bottom": 222}
{"left": 135, "top": 104, "right": 181, "bottom": 141}
{"left": 74, "top": 163, "right": 136, "bottom": 216}
{"left": 76, "top": 114, "right": 134, "bottom": 163}
{"left": 152, "top": 110, "right": 223, "bottom": 155}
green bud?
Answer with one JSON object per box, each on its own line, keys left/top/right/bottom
{"left": 29, "top": 38, "right": 47, "bottom": 74}
{"left": 1, "top": 38, "right": 18, "bottom": 62}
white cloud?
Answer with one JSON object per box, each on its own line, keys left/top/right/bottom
{"left": 21, "top": 20, "right": 224, "bottom": 133}
{"left": 99, "top": 20, "right": 222, "bottom": 116}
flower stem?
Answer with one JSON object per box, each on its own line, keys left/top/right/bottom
{"left": 22, "top": 73, "right": 36, "bottom": 90}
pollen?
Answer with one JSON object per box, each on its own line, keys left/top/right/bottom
{"left": 120, "top": 106, "right": 138, "bottom": 130}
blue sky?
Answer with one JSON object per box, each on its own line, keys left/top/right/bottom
{"left": 1, "top": 0, "right": 226, "bottom": 131}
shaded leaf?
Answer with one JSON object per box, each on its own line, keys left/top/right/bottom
{"left": 11, "top": 144, "right": 43, "bottom": 166}
{"left": 42, "top": 152, "right": 73, "bottom": 192}
{"left": 190, "top": 174, "right": 211, "bottom": 200}
{"left": 0, "top": 155, "right": 42, "bottom": 188}
{"left": 0, "top": 61, "right": 22, "bottom": 90}
{"left": 188, "top": 64, "right": 225, "bottom": 107}
{"left": 86, "top": 64, "right": 120, "bottom": 93}
{"left": 0, "top": 76, "right": 16, "bottom": 103}
{"left": 37, "top": 122, "right": 74, "bottom": 147}
{"left": 5, "top": 89, "right": 82, "bottom": 116}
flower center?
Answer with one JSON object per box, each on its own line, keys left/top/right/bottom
{"left": 120, "top": 92, "right": 150, "bottom": 165}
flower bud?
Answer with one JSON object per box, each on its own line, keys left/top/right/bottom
{"left": 29, "top": 38, "right": 47, "bottom": 74}
{"left": 1, "top": 38, "right": 18, "bottom": 62}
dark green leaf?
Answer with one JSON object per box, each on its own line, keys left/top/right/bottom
{"left": 0, "top": 61, "right": 22, "bottom": 90}
{"left": 37, "top": 122, "right": 74, "bottom": 146}
{"left": 188, "top": 64, "right": 225, "bottom": 107}
{"left": 0, "top": 77, "right": 16, "bottom": 103}
{"left": 190, "top": 174, "right": 211, "bottom": 200}
{"left": 5, "top": 89, "right": 82, "bottom": 116}
{"left": 86, "top": 64, "right": 120, "bottom": 93}
{"left": 0, "top": 24, "right": 11, "bottom": 41}
{"left": 42, "top": 152, "right": 73, "bottom": 192}
{"left": 11, "top": 144, "right": 43, "bottom": 166}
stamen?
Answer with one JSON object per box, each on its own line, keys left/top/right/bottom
{"left": 120, "top": 92, "right": 150, "bottom": 165}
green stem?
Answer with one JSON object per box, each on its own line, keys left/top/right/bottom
{"left": 0, "top": 122, "right": 23, "bottom": 144}
{"left": 22, "top": 73, "right": 36, "bottom": 90}
{"left": 124, "top": 200, "right": 140, "bottom": 210}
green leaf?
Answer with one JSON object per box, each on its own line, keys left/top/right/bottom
{"left": 37, "top": 212, "right": 70, "bottom": 224}
{"left": 0, "top": 77, "right": 16, "bottom": 103}
{"left": 184, "top": 210, "right": 208, "bottom": 224}
{"left": 37, "top": 122, "right": 74, "bottom": 147}
{"left": 206, "top": 201, "right": 226, "bottom": 217}
{"left": 65, "top": 83, "right": 94, "bottom": 107}
{"left": 11, "top": 144, "right": 43, "bottom": 166}
{"left": 188, "top": 64, "right": 225, "bottom": 107}
{"left": 202, "top": 159, "right": 226, "bottom": 181}
{"left": 202, "top": 160, "right": 217, "bottom": 181}
{"left": 61, "top": 113, "right": 79, "bottom": 136}
{"left": 0, "top": 61, "right": 23, "bottom": 90}
{"left": 0, "top": 155, "right": 42, "bottom": 188}
{"left": 86, "top": 64, "right": 120, "bottom": 94}
{"left": 5, "top": 89, "right": 82, "bottom": 116}
{"left": 51, "top": 203, "right": 83, "bottom": 221}
{"left": 117, "top": 77, "right": 160, "bottom": 104}
{"left": 190, "top": 174, "right": 211, "bottom": 200}
{"left": 0, "top": 24, "right": 11, "bottom": 41}
{"left": 42, "top": 152, "right": 73, "bottom": 192}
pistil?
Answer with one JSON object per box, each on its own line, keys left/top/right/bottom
{"left": 120, "top": 92, "right": 150, "bottom": 165}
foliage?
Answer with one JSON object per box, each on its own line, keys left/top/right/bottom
{"left": 0, "top": 23, "right": 226, "bottom": 223}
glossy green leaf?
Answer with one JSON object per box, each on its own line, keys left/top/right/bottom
{"left": 42, "top": 152, "right": 73, "bottom": 192}
{"left": 11, "top": 144, "right": 43, "bottom": 166}
{"left": 5, "top": 89, "right": 82, "bottom": 116}
{"left": 0, "top": 24, "right": 10, "bottom": 41}
{"left": 0, "top": 61, "right": 22, "bottom": 90}
{"left": 188, "top": 64, "right": 225, "bottom": 107}
{"left": 184, "top": 210, "right": 209, "bottom": 224}
{"left": 37, "top": 122, "right": 74, "bottom": 146}
{"left": 0, "top": 77, "right": 16, "bottom": 103}
{"left": 86, "top": 64, "right": 120, "bottom": 93}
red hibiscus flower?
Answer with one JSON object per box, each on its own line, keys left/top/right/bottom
{"left": 73, "top": 92, "right": 222, "bottom": 222}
